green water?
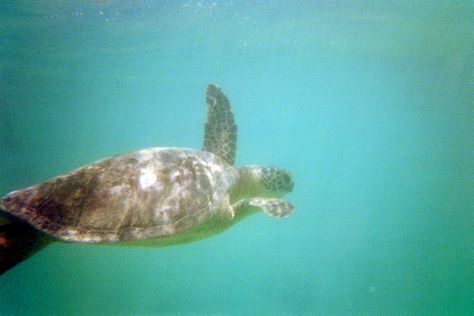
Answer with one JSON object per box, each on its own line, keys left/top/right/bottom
{"left": 1, "top": 1, "right": 473, "bottom": 315}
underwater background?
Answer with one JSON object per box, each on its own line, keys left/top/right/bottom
{"left": 0, "top": 1, "right": 473, "bottom": 315}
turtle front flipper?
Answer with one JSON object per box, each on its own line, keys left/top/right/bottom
{"left": 0, "top": 221, "right": 53, "bottom": 275}
{"left": 203, "top": 83, "right": 237, "bottom": 165}
{"left": 234, "top": 198, "right": 294, "bottom": 219}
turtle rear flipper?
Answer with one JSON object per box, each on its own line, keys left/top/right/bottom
{"left": 0, "top": 222, "right": 53, "bottom": 275}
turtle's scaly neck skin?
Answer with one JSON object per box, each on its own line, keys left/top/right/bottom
{"left": 230, "top": 166, "right": 262, "bottom": 203}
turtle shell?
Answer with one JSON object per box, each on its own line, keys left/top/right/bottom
{"left": 0, "top": 148, "right": 239, "bottom": 243}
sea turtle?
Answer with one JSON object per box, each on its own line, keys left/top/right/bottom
{"left": 0, "top": 83, "right": 294, "bottom": 275}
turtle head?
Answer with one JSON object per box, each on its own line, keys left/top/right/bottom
{"left": 235, "top": 165, "right": 294, "bottom": 199}
{"left": 258, "top": 166, "right": 294, "bottom": 196}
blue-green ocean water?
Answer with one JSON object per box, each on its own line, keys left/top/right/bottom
{"left": 1, "top": 1, "right": 473, "bottom": 315}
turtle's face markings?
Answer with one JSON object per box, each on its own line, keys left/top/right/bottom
{"left": 260, "top": 167, "right": 294, "bottom": 196}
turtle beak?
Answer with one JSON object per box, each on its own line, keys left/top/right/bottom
{"left": 289, "top": 179, "right": 294, "bottom": 192}
{"left": 283, "top": 172, "right": 294, "bottom": 193}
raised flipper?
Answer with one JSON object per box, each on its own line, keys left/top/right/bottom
{"left": 203, "top": 83, "right": 237, "bottom": 165}
{"left": 234, "top": 197, "right": 294, "bottom": 219}
{"left": 0, "top": 221, "right": 53, "bottom": 275}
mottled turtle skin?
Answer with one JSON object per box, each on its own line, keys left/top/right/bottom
{"left": 0, "top": 83, "right": 294, "bottom": 274}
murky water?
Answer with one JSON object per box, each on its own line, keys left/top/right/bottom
{"left": 1, "top": 1, "right": 473, "bottom": 315}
